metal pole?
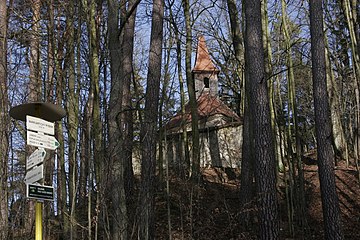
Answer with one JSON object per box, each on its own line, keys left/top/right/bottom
{"left": 35, "top": 202, "right": 42, "bottom": 240}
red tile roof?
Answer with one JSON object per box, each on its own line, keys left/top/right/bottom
{"left": 165, "top": 93, "right": 242, "bottom": 133}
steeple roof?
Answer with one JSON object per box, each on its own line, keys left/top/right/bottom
{"left": 192, "top": 36, "right": 220, "bottom": 73}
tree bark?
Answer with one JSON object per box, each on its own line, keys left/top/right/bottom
{"left": 244, "top": 0, "right": 279, "bottom": 239}
{"left": 226, "top": 0, "right": 255, "bottom": 224}
{"left": 119, "top": 0, "right": 137, "bottom": 224}
{"left": 28, "top": 0, "right": 42, "bottom": 101}
{"left": 226, "top": 0, "right": 244, "bottom": 115}
{"left": 169, "top": 5, "right": 190, "bottom": 176}
{"left": 182, "top": 0, "right": 200, "bottom": 180}
{"left": 81, "top": 0, "right": 103, "bottom": 238}
{"left": 108, "top": 0, "right": 128, "bottom": 236}
{"left": 138, "top": 0, "right": 164, "bottom": 238}
{"left": 108, "top": 0, "right": 139, "bottom": 238}
{"left": 309, "top": 1, "right": 343, "bottom": 239}
{"left": 0, "top": 0, "right": 8, "bottom": 238}
{"left": 64, "top": 1, "right": 79, "bottom": 238}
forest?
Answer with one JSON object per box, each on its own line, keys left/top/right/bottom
{"left": 0, "top": 0, "right": 359, "bottom": 239}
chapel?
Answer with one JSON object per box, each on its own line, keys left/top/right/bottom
{"left": 165, "top": 36, "right": 243, "bottom": 169}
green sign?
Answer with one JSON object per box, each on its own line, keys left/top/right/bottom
{"left": 27, "top": 184, "right": 54, "bottom": 201}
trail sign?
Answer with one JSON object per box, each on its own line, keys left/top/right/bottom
{"left": 27, "top": 148, "right": 46, "bottom": 170}
{"left": 27, "top": 131, "right": 60, "bottom": 150}
{"left": 25, "top": 164, "right": 43, "bottom": 184}
{"left": 27, "top": 184, "right": 54, "bottom": 201}
{"left": 10, "top": 102, "right": 65, "bottom": 240}
{"left": 26, "top": 115, "right": 55, "bottom": 135}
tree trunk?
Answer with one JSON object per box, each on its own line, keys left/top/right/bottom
{"left": 309, "top": 1, "right": 343, "bottom": 239}
{"left": 342, "top": 0, "right": 360, "bottom": 174}
{"left": 226, "top": 0, "right": 255, "bottom": 223}
{"left": 138, "top": 0, "right": 164, "bottom": 238}
{"left": 28, "top": 0, "right": 42, "bottom": 101}
{"left": 325, "top": 36, "right": 349, "bottom": 164}
{"left": 244, "top": 0, "right": 279, "bottom": 239}
{"left": 170, "top": 6, "right": 190, "bottom": 176}
{"left": 64, "top": 1, "right": 79, "bottom": 238}
{"left": 226, "top": 0, "right": 244, "bottom": 115}
{"left": 158, "top": 36, "right": 173, "bottom": 181}
{"left": 0, "top": 0, "right": 8, "bottom": 238}
{"left": 80, "top": 0, "right": 103, "bottom": 238}
{"left": 108, "top": 0, "right": 139, "bottom": 238}
{"left": 182, "top": 0, "right": 200, "bottom": 180}
{"left": 119, "top": 0, "right": 137, "bottom": 225}
{"left": 281, "top": 0, "right": 307, "bottom": 234}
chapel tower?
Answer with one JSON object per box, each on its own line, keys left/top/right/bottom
{"left": 192, "top": 36, "right": 220, "bottom": 98}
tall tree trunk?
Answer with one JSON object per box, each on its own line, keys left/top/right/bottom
{"left": 226, "top": 0, "right": 244, "bottom": 115}
{"left": 88, "top": 0, "right": 103, "bottom": 238}
{"left": 0, "top": 0, "right": 8, "bottom": 238}
{"left": 226, "top": 0, "right": 255, "bottom": 224}
{"left": 138, "top": 0, "right": 164, "bottom": 238}
{"left": 81, "top": 0, "right": 103, "bottom": 238}
{"left": 119, "top": 0, "right": 137, "bottom": 226}
{"left": 182, "top": 0, "right": 200, "bottom": 179}
{"left": 342, "top": 0, "right": 360, "bottom": 175}
{"left": 170, "top": 5, "right": 190, "bottom": 177}
{"left": 309, "top": 1, "right": 343, "bottom": 239}
{"left": 158, "top": 35, "right": 173, "bottom": 181}
{"left": 239, "top": 77, "right": 255, "bottom": 224}
{"left": 65, "top": 1, "right": 79, "bottom": 238}
{"left": 108, "top": 0, "right": 139, "bottom": 238}
{"left": 24, "top": 0, "right": 43, "bottom": 236}
{"left": 107, "top": 0, "right": 128, "bottom": 235}
{"left": 29, "top": 0, "right": 42, "bottom": 101}
{"left": 280, "top": 0, "right": 307, "bottom": 234}
{"left": 46, "top": 0, "right": 55, "bottom": 102}
{"left": 244, "top": 0, "right": 279, "bottom": 239}
{"left": 51, "top": 6, "right": 68, "bottom": 237}
{"left": 325, "top": 36, "right": 349, "bottom": 165}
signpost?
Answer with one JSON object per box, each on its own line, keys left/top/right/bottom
{"left": 26, "top": 115, "right": 55, "bottom": 135}
{"left": 26, "top": 148, "right": 46, "bottom": 170}
{"left": 27, "top": 131, "right": 60, "bottom": 150}
{"left": 27, "top": 184, "right": 54, "bottom": 201}
{"left": 24, "top": 165, "right": 44, "bottom": 184}
{"left": 10, "top": 102, "right": 65, "bottom": 240}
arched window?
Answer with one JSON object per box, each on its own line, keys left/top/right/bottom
{"left": 204, "top": 77, "right": 210, "bottom": 88}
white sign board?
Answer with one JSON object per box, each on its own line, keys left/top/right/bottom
{"left": 26, "top": 115, "right": 55, "bottom": 135}
{"left": 24, "top": 164, "right": 43, "bottom": 184}
{"left": 27, "top": 148, "right": 46, "bottom": 170}
{"left": 27, "top": 131, "right": 59, "bottom": 150}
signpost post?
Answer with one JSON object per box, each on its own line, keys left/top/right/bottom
{"left": 10, "top": 102, "right": 65, "bottom": 240}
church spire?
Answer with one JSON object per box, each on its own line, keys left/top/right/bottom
{"left": 192, "top": 36, "right": 219, "bottom": 98}
{"left": 192, "top": 35, "right": 220, "bottom": 73}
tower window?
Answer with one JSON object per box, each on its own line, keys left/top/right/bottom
{"left": 204, "top": 77, "right": 210, "bottom": 88}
